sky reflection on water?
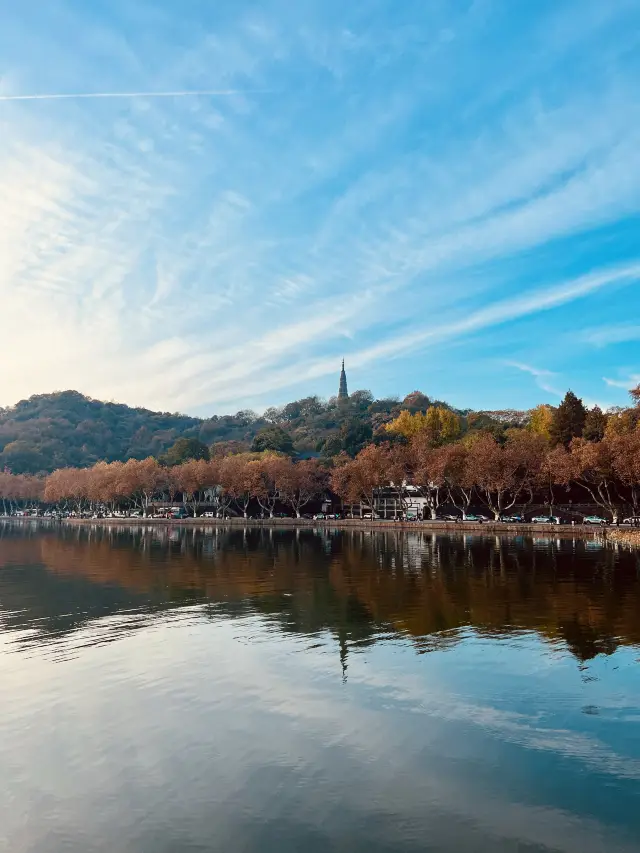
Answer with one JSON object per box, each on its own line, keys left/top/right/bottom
{"left": 1, "top": 523, "right": 639, "bottom": 853}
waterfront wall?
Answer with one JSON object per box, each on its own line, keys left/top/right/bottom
{"left": 2, "top": 514, "right": 612, "bottom": 539}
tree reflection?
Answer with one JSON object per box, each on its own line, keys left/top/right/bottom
{"left": 1, "top": 522, "right": 639, "bottom": 666}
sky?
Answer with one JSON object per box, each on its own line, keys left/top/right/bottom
{"left": 1, "top": 0, "right": 639, "bottom": 418}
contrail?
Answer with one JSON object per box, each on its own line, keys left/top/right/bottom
{"left": 0, "top": 89, "right": 261, "bottom": 102}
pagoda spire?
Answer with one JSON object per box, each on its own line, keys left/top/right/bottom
{"left": 338, "top": 359, "right": 348, "bottom": 400}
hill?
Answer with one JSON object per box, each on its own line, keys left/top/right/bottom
{"left": 0, "top": 388, "right": 500, "bottom": 474}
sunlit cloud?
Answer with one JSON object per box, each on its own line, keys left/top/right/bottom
{"left": 1, "top": 0, "right": 639, "bottom": 413}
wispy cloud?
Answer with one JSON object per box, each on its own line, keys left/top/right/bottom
{"left": 0, "top": 90, "right": 264, "bottom": 102}
{"left": 603, "top": 374, "right": 640, "bottom": 390}
{"left": 584, "top": 325, "right": 640, "bottom": 347}
{"left": 504, "top": 362, "right": 563, "bottom": 397}
{"left": 1, "top": 0, "right": 639, "bottom": 412}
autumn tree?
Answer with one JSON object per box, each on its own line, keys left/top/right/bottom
{"left": 402, "top": 391, "right": 431, "bottom": 412}
{"left": 439, "top": 442, "right": 476, "bottom": 518}
{"left": 173, "top": 459, "right": 214, "bottom": 514}
{"left": 411, "top": 438, "right": 449, "bottom": 519}
{"left": 536, "top": 445, "right": 572, "bottom": 515}
{"left": 331, "top": 444, "right": 392, "bottom": 517}
{"left": 222, "top": 455, "right": 263, "bottom": 518}
{"left": 277, "top": 458, "right": 327, "bottom": 517}
{"left": 610, "top": 428, "right": 640, "bottom": 516}
{"left": 528, "top": 404, "right": 555, "bottom": 441}
{"left": 116, "top": 458, "right": 164, "bottom": 516}
{"left": 467, "top": 432, "right": 543, "bottom": 520}
{"left": 386, "top": 406, "right": 460, "bottom": 446}
{"left": 582, "top": 406, "right": 607, "bottom": 442}
{"left": 568, "top": 438, "right": 620, "bottom": 522}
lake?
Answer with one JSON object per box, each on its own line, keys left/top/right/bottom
{"left": 1, "top": 522, "right": 639, "bottom": 853}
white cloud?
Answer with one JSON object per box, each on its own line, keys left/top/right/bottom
{"left": 603, "top": 374, "right": 640, "bottom": 390}
{"left": 584, "top": 325, "right": 640, "bottom": 347}
{"left": 504, "top": 362, "right": 563, "bottom": 397}
{"left": 0, "top": 0, "right": 639, "bottom": 412}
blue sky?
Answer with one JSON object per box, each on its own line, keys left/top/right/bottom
{"left": 1, "top": 0, "right": 639, "bottom": 417}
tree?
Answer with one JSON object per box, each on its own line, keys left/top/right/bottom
{"left": 385, "top": 410, "right": 428, "bottom": 439}
{"left": 339, "top": 418, "right": 373, "bottom": 457}
{"left": 251, "top": 456, "right": 284, "bottom": 517}
{"left": 223, "top": 455, "right": 263, "bottom": 518}
{"left": 251, "top": 426, "right": 294, "bottom": 455}
{"left": 549, "top": 391, "right": 586, "bottom": 447}
{"left": 0, "top": 441, "right": 47, "bottom": 474}
{"left": 568, "top": 438, "right": 620, "bottom": 522}
{"left": 423, "top": 407, "right": 461, "bottom": 446}
{"left": 385, "top": 407, "right": 460, "bottom": 446}
{"left": 276, "top": 459, "right": 327, "bottom": 518}
{"left": 210, "top": 440, "right": 250, "bottom": 457}
{"left": 173, "top": 459, "right": 214, "bottom": 514}
{"left": 536, "top": 445, "right": 572, "bottom": 515}
{"left": 349, "top": 390, "right": 374, "bottom": 411}
{"left": 116, "top": 458, "right": 164, "bottom": 516}
{"left": 582, "top": 406, "right": 607, "bottom": 442}
{"left": 467, "top": 432, "right": 543, "bottom": 520}
{"left": 610, "top": 428, "right": 640, "bottom": 516}
{"left": 161, "top": 437, "right": 210, "bottom": 466}
{"left": 439, "top": 443, "right": 475, "bottom": 518}
{"left": 331, "top": 444, "right": 391, "bottom": 516}
{"left": 411, "top": 439, "right": 449, "bottom": 519}
{"left": 528, "top": 404, "right": 555, "bottom": 441}
{"left": 402, "top": 391, "right": 431, "bottom": 412}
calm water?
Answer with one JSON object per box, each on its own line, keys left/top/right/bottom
{"left": 1, "top": 523, "right": 639, "bottom": 853}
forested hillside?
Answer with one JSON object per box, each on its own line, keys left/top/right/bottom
{"left": 0, "top": 388, "right": 475, "bottom": 473}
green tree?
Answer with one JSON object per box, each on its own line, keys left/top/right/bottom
{"left": 161, "top": 437, "right": 210, "bottom": 466}
{"left": 582, "top": 406, "right": 607, "bottom": 442}
{"left": 0, "top": 441, "right": 47, "bottom": 474}
{"left": 339, "top": 418, "right": 373, "bottom": 456}
{"left": 251, "top": 426, "right": 294, "bottom": 455}
{"left": 549, "top": 391, "right": 586, "bottom": 447}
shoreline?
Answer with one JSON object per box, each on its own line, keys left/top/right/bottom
{"left": 2, "top": 514, "right": 628, "bottom": 542}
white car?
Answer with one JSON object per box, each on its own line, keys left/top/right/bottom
{"left": 582, "top": 515, "right": 608, "bottom": 525}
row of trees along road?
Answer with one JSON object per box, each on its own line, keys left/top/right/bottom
{"left": 0, "top": 387, "right": 638, "bottom": 522}
{"left": 42, "top": 455, "right": 328, "bottom": 518}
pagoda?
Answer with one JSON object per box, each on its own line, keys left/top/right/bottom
{"left": 338, "top": 359, "right": 348, "bottom": 400}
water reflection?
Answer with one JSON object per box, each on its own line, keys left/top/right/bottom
{"left": 1, "top": 522, "right": 639, "bottom": 666}
{"left": 1, "top": 523, "right": 640, "bottom": 853}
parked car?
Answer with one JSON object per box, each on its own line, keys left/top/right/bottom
{"left": 313, "top": 513, "right": 326, "bottom": 520}
{"left": 582, "top": 515, "right": 608, "bottom": 525}
{"left": 462, "top": 514, "right": 490, "bottom": 522}
{"left": 530, "top": 515, "right": 561, "bottom": 524}
{"left": 500, "top": 515, "right": 524, "bottom": 523}
{"left": 621, "top": 516, "right": 640, "bottom": 526}
{"left": 202, "top": 511, "right": 216, "bottom": 518}
{"left": 437, "top": 514, "right": 461, "bottom": 522}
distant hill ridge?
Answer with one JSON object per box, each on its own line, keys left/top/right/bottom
{"left": 0, "top": 388, "right": 512, "bottom": 474}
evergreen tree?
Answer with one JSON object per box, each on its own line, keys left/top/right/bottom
{"left": 582, "top": 406, "right": 607, "bottom": 442}
{"left": 549, "top": 391, "right": 586, "bottom": 447}
{"left": 161, "top": 437, "right": 210, "bottom": 465}
{"left": 251, "top": 426, "right": 294, "bottom": 455}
